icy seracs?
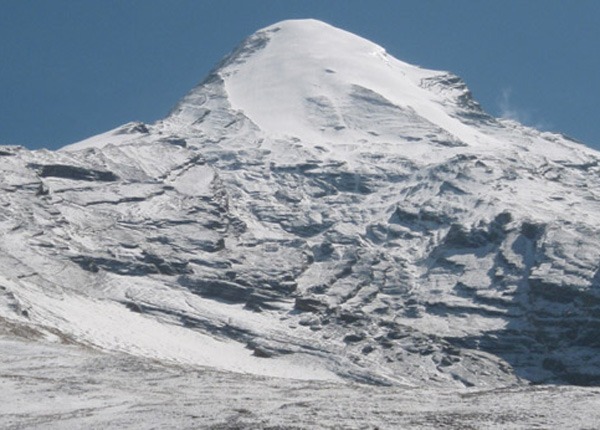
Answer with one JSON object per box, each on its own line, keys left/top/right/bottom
{"left": 3, "top": 19, "right": 600, "bottom": 389}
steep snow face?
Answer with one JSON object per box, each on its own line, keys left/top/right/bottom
{"left": 4, "top": 20, "right": 600, "bottom": 389}
{"left": 169, "top": 19, "right": 490, "bottom": 148}
{"left": 222, "top": 20, "right": 435, "bottom": 142}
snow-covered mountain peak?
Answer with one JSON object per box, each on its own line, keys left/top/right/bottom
{"left": 167, "top": 19, "right": 489, "bottom": 148}
{"left": 4, "top": 19, "right": 600, "bottom": 392}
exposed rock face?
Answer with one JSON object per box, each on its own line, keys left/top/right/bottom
{"left": 1, "top": 19, "right": 600, "bottom": 388}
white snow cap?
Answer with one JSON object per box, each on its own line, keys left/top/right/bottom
{"left": 170, "top": 19, "right": 486, "bottom": 146}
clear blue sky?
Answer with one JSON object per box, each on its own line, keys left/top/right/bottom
{"left": 1, "top": 0, "right": 598, "bottom": 150}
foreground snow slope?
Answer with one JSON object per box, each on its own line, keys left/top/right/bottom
{"left": 2, "top": 336, "right": 599, "bottom": 429}
{"left": 2, "top": 19, "right": 600, "bottom": 388}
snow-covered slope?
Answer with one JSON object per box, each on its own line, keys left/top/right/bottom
{"left": 3, "top": 19, "right": 600, "bottom": 388}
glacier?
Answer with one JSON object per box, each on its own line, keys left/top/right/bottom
{"left": 2, "top": 19, "right": 600, "bottom": 428}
